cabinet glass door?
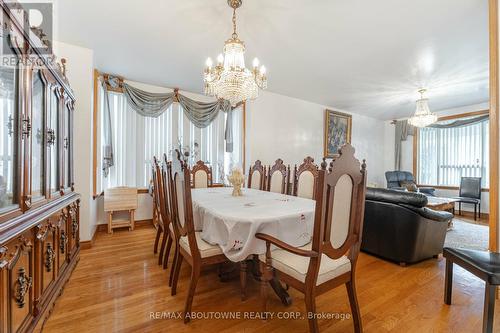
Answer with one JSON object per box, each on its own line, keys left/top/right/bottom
{"left": 49, "top": 89, "right": 59, "bottom": 194}
{"left": 0, "top": 66, "right": 18, "bottom": 211}
{"left": 31, "top": 71, "right": 45, "bottom": 199}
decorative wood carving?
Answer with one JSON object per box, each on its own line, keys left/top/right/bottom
{"left": 15, "top": 267, "right": 32, "bottom": 308}
{"left": 69, "top": 204, "right": 78, "bottom": 238}
{"left": 59, "top": 232, "right": 67, "bottom": 254}
{"left": 44, "top": 243, "right": 55, "bottom": 272}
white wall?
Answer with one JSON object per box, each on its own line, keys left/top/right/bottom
{"left": 397, "top": 102, "right": 490, "bottom": 213}
{"left": 53, "top": 41, "right": 102, "bottom": 241}
{"left": 246, "top": 91, "right": 389, "bottom": 187}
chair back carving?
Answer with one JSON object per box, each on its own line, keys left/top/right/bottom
{"left": 267, "top": 159, "right": 289, "bottom": 194}
{"left": 311, "top": 144, "right": 367, "bottom": 267}
{"left": 171, "top": 150, "right": 201, "bottom": 259}
{"left": 248, "top": 160, "right": 266, "bottom": 190}
{"left": 191, "top": 160, "right": 212, "bottom": 188}
{"left": 293, "top": 156, "right": 319, "bottom": 199}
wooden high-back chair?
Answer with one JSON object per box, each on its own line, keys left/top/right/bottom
{"left": 248, "top": 160, "right": 266, "bottom": 190}
{"left": 293, "top": 156, "right": 319, "bottom": 199}
{"left": 191, "top": 160, "right": 212, "bottom": 188}
{"left": 267, "top": 158, "right": 289, "bottom": 194}
{"left": 169, "top": 150, "right": 227, "bottom": 323}
{"left": 257, "top": 144, "right": 367, "bottom": 333}
{"left": 152, "top": 157, "right": 164, "bottom": 262}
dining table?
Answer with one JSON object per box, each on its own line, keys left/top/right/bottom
{"left": 191, "top": 186, "right": 316, "bottom": 304}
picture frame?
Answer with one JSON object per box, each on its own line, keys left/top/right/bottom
{"left": 324, "top": 109, "right": 352, "bottom": 158}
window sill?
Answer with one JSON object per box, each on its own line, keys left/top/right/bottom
{"left": 417, "top": 185, "right": 489, "bottom": 192}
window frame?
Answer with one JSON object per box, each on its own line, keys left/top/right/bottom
{"left": 414, "top": 109, "right": 490, "bottom": 192}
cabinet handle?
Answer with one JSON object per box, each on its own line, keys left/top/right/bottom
{"left": 64, "top": 137, "right": 69, "bottom": 149}
{"left": 47, "top": 128, "right": 56, "bottom": 146}
{"left": 21, "top": 117, "right": 31, "bottom": 139}
{"left": 15, "top": 267, "right": 32, "bottom": 308}
{"left": 44, "top": 243, "right": 55, "bottom": 272}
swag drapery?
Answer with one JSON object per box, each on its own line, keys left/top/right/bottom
{"left": 101, "top": 75, "right": 236, "bottom": 176}
{"left": 394, "top": 113, "right": 489, "bottom": 170}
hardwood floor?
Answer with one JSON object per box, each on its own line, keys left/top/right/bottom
{"left": 44, "top": 226, "right": 499, "bottom": 333}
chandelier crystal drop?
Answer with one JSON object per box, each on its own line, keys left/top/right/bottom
{"left": 407, "top": 89, "right": 438, "bottom": 128}
{"left": 204, "top": 0, "right": 267, "bottom": 107}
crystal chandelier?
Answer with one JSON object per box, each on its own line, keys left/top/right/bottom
{"left": 204, "top": 0, "right": 267, "bottom": 107}
{"left": 408, "top": 89, "right": 438, "bottom": 127}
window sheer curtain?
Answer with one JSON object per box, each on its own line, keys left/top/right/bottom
{"left": 97, "top": 84, "right": 243, "bottom": 191}
{"left": 418, "top": 119, "right": 489, "bottom": 187}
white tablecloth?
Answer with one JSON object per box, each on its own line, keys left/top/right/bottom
{"left": 191, "top": 187, "right": 315, "bottom": 262}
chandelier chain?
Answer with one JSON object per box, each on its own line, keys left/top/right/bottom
{"left": 232, "top": 8, "right": 237, "bottom": 38}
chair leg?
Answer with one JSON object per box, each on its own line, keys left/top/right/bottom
{"left": 158, "top": 229, "right": 168, "bottom": 266}
{"left": 184, "top": 265, "right": 201, "bottom": 324}
{"left": 483, "top": 282, "right": 496, "bottom": 333}
{"left": 259, "top": 261, "right": 269, "bottom": 318}
{"left": 171, "top": 252, "right": 183, "bottom": 296}
{"left": 240, "top": 260, "right": 248, "bottom": 301}
{"left": 479, "top": 203, "right": 481, "bottom": 219}
{"left": 153, "top": 226, "right": 162, "bottom": 254}
{"left": 474, "top": 204, "right": 477, "bottom": 221}
{"left": 305, "top": 289, "right": 319, "bottom": 333}
{"left": 163, "top": 234, "right": 173, "bottom": 270}
{"left": 459, "top": 202, "right": 462, "bottom": 215}
{"left": 346, "top": 279, "right": 362, "bottom": 333}
{"left": 169, "top": 244, "right": 179, "bottom": 287}
{"left": 444, "top": 260, "right": 453, "bottom": 305}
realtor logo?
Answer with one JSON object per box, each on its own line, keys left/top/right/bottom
{"left": 1, "top": 2, "right": 53, "bottom": 65}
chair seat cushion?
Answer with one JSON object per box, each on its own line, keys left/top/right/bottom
{"left": 259, "top": 243, "right": 351, "bottom": 286}
{"left": 180, "top": 232, "right": 223, "bottom": 258}
{"left": 454, "top": 197, "right": 480, "bottom": 204}
{"left": 443, "top": 247, "right": 500, "bottom": 284}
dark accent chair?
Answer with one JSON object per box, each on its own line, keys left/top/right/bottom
{"left": 444, "top": 247, "right": 500, "bottom": 333}
{"left": 454, "top": 177, "right": 481, "bottom": 221}
{"left": 385, "top": 171, "right": 436, "bottom": 196}
{"left": 361, "top": 188, "right": 453, "bottom": 265}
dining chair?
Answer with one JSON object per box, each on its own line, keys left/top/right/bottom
{"left": 293, "top": 156, "right": 319, "bottom": 199}
{"left": 454, "top": 177, "right": 482, "bottom": 220}
{"left": 248, "top": 159, "right": 266, "bottom": 190}
{"left": 267, "top": 158, "right": 290, "bottom": 194}
{"left": 257, "top": 144, "right": 367, "bottom": 333}
{"left": 152, "top": 157, "right": 166, "bottom": 265}
{"left": 164, "top": 154, "right": 181, "bottom": 287}
{"left": 159, "top": 155, "right": 176, "bottom": 271}
{"left": 191, "top": 160, "right": 213, "bottom": 188}
{"left": 170, "top": 151, "right": 229, "bottom": 323}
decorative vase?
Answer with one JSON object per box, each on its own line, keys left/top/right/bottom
{"left": 227, "top": 168, "right": 244, "bottom": 197}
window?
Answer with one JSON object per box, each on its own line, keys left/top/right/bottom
{"left": 417, "top": 115, "right": 489, "bottom": 188}
{"left": 96, "top": 83, "right": 244, "bottom": 192}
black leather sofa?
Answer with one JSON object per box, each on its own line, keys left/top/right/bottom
{"left": 361, "top": 188, "right": 453, "bottom": 265}
{"left": 385, "top": 171, "right": 436, "bottom": 196}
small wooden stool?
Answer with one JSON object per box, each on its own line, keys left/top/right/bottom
{"left": 104, "top": 187, "right": 138, "bottom": 234}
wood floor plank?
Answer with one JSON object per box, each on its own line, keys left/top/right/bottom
{"left": 43, "top": 226, "right": 500, "bottom": 333}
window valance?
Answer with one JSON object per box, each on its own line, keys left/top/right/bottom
{"left": 100, "top": 74, "right": 238, "bottom": 176}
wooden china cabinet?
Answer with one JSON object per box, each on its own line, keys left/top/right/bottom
{"left": 0, "top": 1, "right": 80, "bottom": 332}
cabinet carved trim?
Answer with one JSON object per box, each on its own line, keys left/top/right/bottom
{"left": 15, "top": 267, "right": 32, "bottom": 308}
{"left": 36, "top": 219, "right": 55, "bottom": 242}
{"left": 44, "top": 243, "right": 55, "bottom": 272}
{"left": 59, "top": 232, "right": 67, "bottom": 254}
{"left": 47, "top": 128, "right": 56, "bottom": 145}
{"left": 0, "top": 245, "right": 7, "bottom": 268}
{"left": 69, "top": 205, "right": 78, "bottom": 238}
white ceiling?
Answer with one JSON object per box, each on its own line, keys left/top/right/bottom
{"left": 56, "top": 0, "right": 489, "bottom": 120}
